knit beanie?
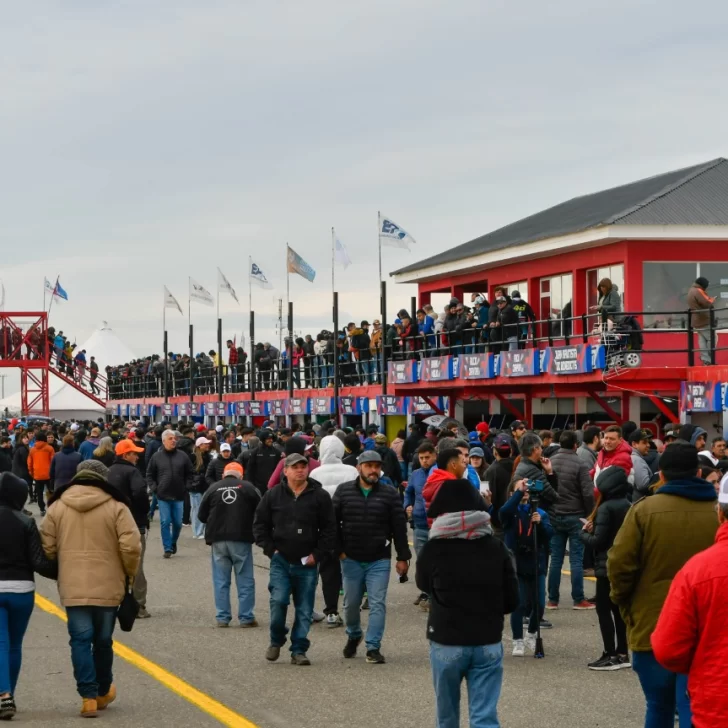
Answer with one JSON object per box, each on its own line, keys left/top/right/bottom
{"left": 76, "top": 459, "right": 109, "bottom": 478}
{"left": 695, "top": 277, "right": 709, "bottom": 289}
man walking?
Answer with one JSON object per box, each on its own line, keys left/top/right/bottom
{"left": 244, "top": 429, "right": 280, "bottom": 496}
{"left": 107, "top": 439, "right": 151, "bottom": 618}
{"left": 253, "top": 453, "right": 336, "bottom": 665}
{"left": 198, "top": 462, "right": 261, "bottom": 628}
{"left": 146, "top": 430, "right": 192, "bottom": 558}
{"left": 333, "top": 451, "right": 411, "bottom": 664}
{"left": 547, "top": 431, "right": 595, "bottom": 610}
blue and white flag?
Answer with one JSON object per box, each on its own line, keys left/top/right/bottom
{"left": 334, "top": 237, "right": 352, "bottom": 269}
{"left": 287, "top": 246, "right": 316, "bottom": 283}
{"left": 53, "top": 278, "right": 69, "bottom": 303}
{"left": 250, "top": 261, "right": 273, "bottom": 289}
{"left": 379, "top": 215, "right": 416, "bottom": 250}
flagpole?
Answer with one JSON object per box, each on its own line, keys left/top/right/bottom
{"left": 47, "top": 275, "right": 59, "bottom": 319}
{"left": 188, "top": 276, "right": 191, "bottom": 331}
{"left": 248, "top": 256, "right": 253, "bottom": 314}
{"left": 216, "top": 269, "right": 220, "bottom": 324}
{"left": 377, "top": 210, "right": 382, "bottom": 285}
{"left": 43, "top": 281, "right": 46, "bottom": 313}
{"left": 331, "top": 227, "right": 336, "bottom": 300}
{"left": 286, "top": 244, "right": 290, "bottom": 314}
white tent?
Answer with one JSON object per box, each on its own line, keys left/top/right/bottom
{"left": 0, "top": 322, "right": 137, "bottom": 419}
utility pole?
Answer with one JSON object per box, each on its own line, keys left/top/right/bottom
{"left": 0, "top": 374, "right": 6, "bottom": 398}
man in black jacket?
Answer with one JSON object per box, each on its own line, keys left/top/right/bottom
{"left": 198, "top": 462, "right": 261, "bottom": 628}
{"left": 483, "top": 434, "right": 515, "bottom": 538}
{"left": 496, "top": 296, "right": 519, "bottom": 351}
{"left": 205, "top": 443, "right": 235, "bottom": 487}
{"left": 332, "top": 451, "right": 411, "bottom": 664}
{"left": 107, "top": 439, "right": 151, "bottom": 618}
{"left": 253, "top": 453, "right": 336, "bottom": 666}
{"left": 244, "top": 430, "right": 280, "bottom": 496}
{"left": 416, "top": 478, "right": 518, "bottom": 728}
{"left": 146, "top": 430, "right": 192, "bottom": 558}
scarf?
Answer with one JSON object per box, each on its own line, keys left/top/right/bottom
{"left": 429, "top": 510, "right": 493, "bottom": 541}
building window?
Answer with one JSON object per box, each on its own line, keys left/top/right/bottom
{"left": 540, "top": 273, "right": 573, "bottom": 337}
{"left": 587, "top": 265, "right": 624, "bottom": 312}
{"left": 643, "top": 262, "right": 728, "bottom": 328}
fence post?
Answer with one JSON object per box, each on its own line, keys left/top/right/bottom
{"left": 710, "top": 307, "right": 717, "bottom": 365}
{"left": 686, "top": 309, "right": 694, "bottom": 367}
{"left": 581, "top": 313, "right": 588, "bottom": 344}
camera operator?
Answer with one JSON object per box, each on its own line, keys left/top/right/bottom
{"left": 512, "top": 433, "right": 559, "bottom": 510}
{"left": 499, "top": 478, "right": 553, "bottom": 656}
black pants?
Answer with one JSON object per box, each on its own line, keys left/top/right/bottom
{"left": 35, "top": 479, "right": 50, "bottom": 513}
{"left": 320, "top": 555, "right": 342, "bottom": 615}
{"left": 595, "top": 575, "right": 627, "bottom": 655}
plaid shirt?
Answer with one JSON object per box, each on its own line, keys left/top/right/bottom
{"left": 228, "top": 346, "right": 239, "bottom": 366}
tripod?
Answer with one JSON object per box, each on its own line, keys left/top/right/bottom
{"left": 529, "top": 499, "right": 545, "bottom": 659}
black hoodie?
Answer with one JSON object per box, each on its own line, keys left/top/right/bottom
{"left": 0, "top": 473, "right": 58, "bottom": 582}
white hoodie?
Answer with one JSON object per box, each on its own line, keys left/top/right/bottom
{"left": 314, "top": 436, "right": 359, "bottom": 497}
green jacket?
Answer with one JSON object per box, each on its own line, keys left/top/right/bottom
{"left": 607, "top": 478, "right": 717, "bottom": 652}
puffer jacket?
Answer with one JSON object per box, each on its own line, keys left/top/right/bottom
{"left": 306, "top": 436, "right": 358, "bottom": 497}
{"left": 374, "top": 445, "right": 402, "bottom": 486}
{"left": 593, "top": 439, "right": 634, "bottom": 485}
{"left": 579, "top": 467, "right": 631, "bottom": 578}
{"left": 146, "top": 446, "right": 193, "bottom": 501}
{"left": 28, "top": 440, "right": 55, "bottom": 482}
{"left": 332, "top": 478, "right": 412, "bottom": 563}
{"left": 205, "top": 452, "right": 236, "bottom": 488}
{"left": 608, "top": 477, "right": 718, "bottom": 652}
{"left": 404, "top": 464, "right": 433, "bottom": 530}
{"left": 50, "top": 446, "right": 82, "bottom": 490}
{"left": 549, "top": 447, "right": 594, "bottom": 516}
{"left": 189, "top": 451, "right": 212, "bottom": 494}
{"left": 40, "top": 471, "right": 141, "bottom": 607}
{"left": 11, "top": 443, "right": 31, "bottom": 484}
{"left": 106, "top": 457, "right": 150, "bottom": 531}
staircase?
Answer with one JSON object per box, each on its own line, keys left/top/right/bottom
{"left": 49, "top": 364, "right": 107, "bottom": 408}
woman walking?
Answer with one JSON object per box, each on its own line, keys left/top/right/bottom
{"left": 189, "top": 437, "right": 212, "bottom": 540}
{"left": 581, "top": 467, "right": 632, "bottom": 671}
{"left": 0, "top": 472, "right": 58, "bottom": 719}
{"left": 92, "top": 437, "right": 115, "bottom": 468}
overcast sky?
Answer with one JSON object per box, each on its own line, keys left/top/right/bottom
{"left": 3, "top": 0, "right": 728, "bottom": 371}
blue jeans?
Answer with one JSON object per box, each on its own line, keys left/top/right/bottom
{"left": 211, "top": 541, "right": 255, "bottom": 624}
{"left": 189, "top": 492, "right": 204, "bottom": 539}
{"left": 158, "top": 499, "right": 183, "bottom": 553}
{"left": 429, "top": 641, "right": 503, "bottom": 728}
{"left": 547, "top": 514, "right": 585, "bottom": 604}
{"left": 507, "top": 336, "right": 518, "bottom": 351}
{"left": 511, "top": 574, "right": 545, "bottom": 640}
{"left": 268, "top": 553, "right": 318, "bottom": 655}
{"left": 341, "top": 558, "right": 391, "bottom": 651}
{"left": 357, "top": 359, "right": 374, "bottom": 384}
{"left": 0, "top": 591, "right": 35, "bottom": 695}
{"left": 66, "top": 606, "right": 117, "bottom": 699}
{"left": 632, "top": 651, "right": 691, "bottom": 728}
{"left": 149, "top": 493, "right": 158, "bottom": 518}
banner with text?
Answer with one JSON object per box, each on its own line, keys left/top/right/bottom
{"left": 376, "top": 395, "right": 408, "bottom": 415}
{"left": 288, "top": 397, "right": 310, "bottom": 415}
{"left": 387, "top": 360, "right": 418, "bottom": 384}
{"left": 542, "top": 344, "right": 593, "bottom": 375}
{"left": 681, "top": 381, "right": 722, "bottom": 413}
{"left": 339, "top": 396, "right": 368, "bottom": 415}
{"left": 311, "top": 397, "right": 335, "bottom": 415}
{"left": 501, "top": 350, "right": 540, "bottom": 378}
{"left": 420, "top": 355, "right": 455, "bottom": 382}
{"left": 407, "top": 395, "right": 450, "bottom": 415}
{"left": 459, "top": 353, "right": 498, "bottom": 380}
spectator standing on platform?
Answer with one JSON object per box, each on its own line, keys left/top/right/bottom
{"left": 687, "top": 277, "right": 715, "bottom": 366}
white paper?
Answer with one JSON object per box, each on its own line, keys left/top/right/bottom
{"left": 480, "top": 481, "right": 490, "bottom": 494}
{"left": 301, "top": 556, "right": 309, "bottom": 565}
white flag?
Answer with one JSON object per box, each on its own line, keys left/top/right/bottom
{"left": 334, "top": 237, "right": 352, "bottom": 269}
{"left": 164, "top": 286, "right": 183, "bottom": 315}
{"left": 218, "top": 268, "right": 239, "bottom": 304}
{"left": 250, "top": 261, "right": 273, "bottom": 289}
{"left": 380, "top": 214, "right": 416, "bottom": 250}
{"left": 44, "top": 277, "right": 55, "bottom": 294}
{"left": 189, "top": 278, "right": 214, "bottom": 307}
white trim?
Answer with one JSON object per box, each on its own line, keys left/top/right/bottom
{"left": 392, "top": 224, "right": 728, "bottom": 284}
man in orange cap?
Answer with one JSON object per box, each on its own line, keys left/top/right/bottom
{"left": 198, "top": 461, "right": 262, "bottom": 627}
{"left": 107, "top": 438, "right": 151, "bottom": 617}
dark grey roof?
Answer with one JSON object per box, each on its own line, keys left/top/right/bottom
{"left": 393, "top": 158, "right": 728, "bottom": 276}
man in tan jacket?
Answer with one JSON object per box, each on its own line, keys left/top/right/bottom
{"left": 686, "top": 276, "right": 716, "bottom": 365}
{"left": 40, "top": 460, "right": 141, "bottom": 718}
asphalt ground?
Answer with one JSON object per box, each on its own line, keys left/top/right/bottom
{"left": 19, "top": 507, "right": 645, "bottom": 727}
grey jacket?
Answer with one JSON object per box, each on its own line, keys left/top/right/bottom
{"left": 597, "top": 289, "right": 622, "bottom": 317}
{"left": 576, "top": 444, "right": 597, "bottom": 469}
{"left": 548, "top": 448, "right": 594, "bottom": 517}
{"left": 631, "top": 450, "right": 653, "bottom": 497}
{"left": 512, "top": 458, "right": 559, "bottom": 511}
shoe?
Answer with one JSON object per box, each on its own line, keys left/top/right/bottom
{"left": 0, "top": 696, "right": 16, "bottom": 720}
{"left": 171, "top": 544, "right": 178, "bottom": 555}
{"left": 163, "top": 551, "right": 172, "bottom": 559}
{"left": 366, "top": 649, "right": 386, "bottom": 664}
{"left": 584, "top": 568, "right": 596, "bottom": 577}
{"left": 343, "top": 636, "right": 362, "bottom": 658}
{"left": 137, "top": 607, "right": 151, "bottom": 619}
{"left": 540, "top": 619, "right": 553, "bottom": 630}
{"left": 361, "top": 596, "right": 369, "bottom": 610}
{"left": 573, "top": 600, "right": 596, "bottom": 610}
{"left": 413, "top": 593, "right": 425, "bottom": 606}
{"left": 615, "top": 654, "right": 631, "bottom": 669}
{"left": 512, "top": 640, "right": 525, "bottom": 657}
{"left": 239, "top": 620, "right": 258, "bottom": 628}
{"left": 97, "top": 685, "right": 116, "bottom": 710}
{"left": 265, "top": 645, "right": 281, "bottom": 662}
{"left": 39, "top": 510, "right": 46, "bottom": 517}
{"left": 80, "top": 698, "right": 98, "bottom": 718}
{"left": 524, "top": 632, "right": 537, "bottom": 652}
{"left": 588, "top": 654, "right": 622, "bottom": 671}
{"left": 22, "top": 509, "right": 32, "bottom": 516}
{"left": 419, "top": 599, "right": 430, "bottom": 612}
{"left": 546, "top": 601, "right": 559, "bottom": 610}
{"left": 290, "top": 653, "right": 311, "bottom": 666}
{"left": 216, "top": 621, "right": 229, "bottom": 628}
{"left": 312, "top": 610, "right": 325, "bottom": 623}
{"left": 326, "top": 613, "right": 343, "bottom": 628}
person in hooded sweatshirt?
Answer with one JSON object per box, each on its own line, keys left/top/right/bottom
{"left": 266, "top": 437, "right": 320, "bottom": 490}
{"left": 677, "top": 423, "right": 708, "bottom": 452}
{"left": 580, "top": 467, "right": 631, "bottom": 671}
{"left": 417, "top": 478, "right": 518, "bottom": 728}
{"left": 0, "top": 472, "right": 58, "bottom": 720}
{"left": 310, "top": 436, "right": 358, "bottom": 627}
{"left": 40, "top": 460, "right": 141, "bottom": 718}
{"left": 27, "top": 432, "right": 55, "bottom": 516}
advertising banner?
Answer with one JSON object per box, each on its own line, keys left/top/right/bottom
{"left": 407, "top": 396, "right": 450, "bottom": 415}
{"left": 459, "top": 353, "right": 498, "bottom": 380}
{"left": 500, "top": 350, "right": 540, "bottom": 377}
{"left": 387, "top": 360, "right": 419, "bottom": 384}
{"left": 339, "top": 396, "right": 368, "bottom": 415}
{"left": 288, "top": 397, "right": 310, "bottom": 415}
{"left": 311, "top": 397, "right": 334, "bottom": 415}
{"left": 420, "top": 355, "right": 455, "bottom": 382}
{"left": 681, "top": 381, "right": 722, "bottom": 412}
{"left": 542, "top": 344, "right": 593, "bottom": 375}
{"left": 162, "top": 403, "right": 174, "bottom": 418}
{"left": 247, "top": 401, "right": 267, "bottom": 417}
{"left": 268, "top": 400, "right": 288, "bottom": 417}
{"left": 376, "top": 395, "right": 407, "bottom": 415}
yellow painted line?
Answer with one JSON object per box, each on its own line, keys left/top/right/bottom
{"left": 34, "top": 593, "right": 260, "bottom": 728}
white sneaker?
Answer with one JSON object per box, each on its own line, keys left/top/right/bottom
{"left": 512, "top": 640, "right": 525, "bottom": 657}
{"left": 312, "top": 610, "right": 326, "bottom": 623}
{"left": 326, "top": 613, "right": 343, "bottom": 628}
{"left": 524, "top": 632, "right": 537, "bottom": 652}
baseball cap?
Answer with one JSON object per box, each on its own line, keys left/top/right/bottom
{"left": 510, "top": 420, "right": 526, "bottom": 432}
{"left": 496, "top": 296, "right": 507, "bottom": 303}
{"left": 494, "top": 434, "right": 512, "bottom": 451}
{"left": 220, "top": 443, "right": 232, "bottom": 453}
{"left": 469, "top": 447, "right": 485, "bottom": 458}
{"left": 475, "top": 422, "right": 490, "bottom": 435}
{"left": 195, "top": 423, "right": 206, "bottom": 433}
{"left": 116, "top": 439, "right": 144, "bottom": 456}
{"left": 361, "top": 320, "right": 369, "bottom": 326}
{"left": 628, "top": 428, "right": 653, "bottom": 444}
{"left": 195, "top": 436, "right": 212, "bottom": 447}
{"left": 223, "top": 462, "right": 243, "bottom": 477}
{"left": 718, "top": 473, "right": 728, "bottom": 504}
{"left": 285, "top": 453, "right": 308, "bottom": 467}
{"left": 215, "top": 425, "right": 224, "bottom": 433}
{"left": 358, "top": 450, "right": 382, "bottom": 464}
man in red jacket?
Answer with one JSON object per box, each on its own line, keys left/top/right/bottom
{"left": 651, "top": 476, "right": 728, "bottom": 728}
{"left": 591, "top": 425, "right": 634, "bottom": 486}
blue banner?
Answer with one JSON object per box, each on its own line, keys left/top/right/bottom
{"left": 387, "top": 360, "right": 418, "bottom": 384}
{"left": 162, "top": 403, "right": 175, "bottom": 419}
{"left": 681, "top": 382, "right": 722, "bottom": 413}
{"left": 420, "top": 355, "right": 455, "bottom": 382}
{"left": 288, "top": 397, "right": 310, "bottom": 415}
{"left": 246, "top": 401, "right": 267, "bottom": 417}
{"left": 459, "top": 353, "right": 498, "bottom": 380}
{"left": 128, "top": 404, "right": 139, "bottom": 418}
{"left": 376, "top": 395, "right": 407, "bottom": 415}
{"left": 311, "top": 397, "right": 334, "bottom": 415}
{"left": 268, "top": 400, "right": 288, "bottom": 417}
{"left": 407, "top": 396, "right": 449, "bottom": 415}
{"left": 542, "top": 344, "right": 593, "bottom": 375}
{"left": 235, "top": 401, "right": 247, "bottom": 417}
{"left": 189, "top": 402, "right": 201, "bottom": 417}
{"left": 339, "top": 396, "right": 368, "bottom": 415}
{"left": 501, "top": 350, "right": 540, "bottom": 377}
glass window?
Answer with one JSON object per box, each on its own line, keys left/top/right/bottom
{"left": 587, "top": 264, "right": 624, "bottom": 311}
{"left": 540, "top": 273, "right": 573, "bottom": 337}
{"left": 642, "top": 263, "right": 695, "bottom": 328}
{"left": 699, "top": 263, "right": 728, "bottom": 328}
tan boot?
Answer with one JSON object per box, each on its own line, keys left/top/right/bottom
{"left": 81, "top": 698, "right": 98, "bottom": 718}
{"left": 97, "top": 684, "right": 116, "bottom": 710}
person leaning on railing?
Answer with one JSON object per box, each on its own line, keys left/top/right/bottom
{"left": 687, "top": 277, "right": 716, "bottom": 366}
{"left": 591, "top": 278, "right": 622, "bottom": 326}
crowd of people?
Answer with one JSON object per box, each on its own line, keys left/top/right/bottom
{"left": 0, "top": 413, "right": 726, "bottom": 726}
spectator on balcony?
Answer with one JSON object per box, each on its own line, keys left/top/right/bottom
{"left": 488, "top": 287, "right": 510, "bottom": 355}
{"left": 74, "top": 349, "right": 87, "bottom": 386}
{"left": 591, "top": 278, "right": 622, "bottom": 325}
{"left": 510, "top": 291, "right": 536, "bottom": 348}
{"left": 302, "top": 334, "right": 315, "bottom": 388}
{"left": 254, "top": 343, "right": 273, "bottom": 391}
{"left": 349, "top": 322, "right": 373, "bottom": 386}
{"left": 226, "top": 340, "right": 238, "bottom": 391}
{"left": 495, "top": 296, "right": 519, "bottom": 352}
{"left": 89, "top": 357, "right": 100, "bottom": 395}
{"left": 687, "top": 276, "right": 716, "bottom": 366}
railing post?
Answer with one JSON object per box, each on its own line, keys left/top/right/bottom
{"left": 581, "top": 313, "right": 588, "bottom": 344}
{"left": 710, "top": 307, "right": 717, "bottom": 365}
{"left": 686, "top": 309, "right": 695, "bottom": 367}
{"left": 547, "top": 318, "right": 554, "bottom": 347}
